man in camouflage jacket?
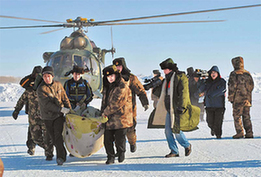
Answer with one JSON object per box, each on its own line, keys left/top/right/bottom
{"left": 13, "top": 89, "right": 53, "bottom": 158}
{"left": 12, "top": 66, "right": 53, "bottom": 158}
{"left": 101, "top": 65, "right": 133, "bottom": 164}
{"left": 228, "top": 56, "right": 254, "bottom": 139}
{"left": 113, "top": 57, "right": 149, "bottom": 153}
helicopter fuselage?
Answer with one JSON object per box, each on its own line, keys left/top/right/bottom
{"left": 45, "top": 49, "right": 104, "bottom": 98}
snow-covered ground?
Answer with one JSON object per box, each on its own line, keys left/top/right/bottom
{"left": 0, "top": 84, "right": 261, "bottom": 177}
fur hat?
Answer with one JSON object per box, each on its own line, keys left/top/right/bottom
{"left": 232, "top": 56, "right": 244, "bottom": 70}
{"left": 72, "top": 65, "right": 84, "bottom": 74}
{"left": 187, "top": 67, "right": 194, "bottom": 77}
{"left": 112, "top": 57, "right": 131, "bottom": 73}
{"left": 160, "top": 58, "right": 178, "bottom": 71}
{"left": 103, "top": 65, "right": 119, "bottom": 76}
{"left": 192, "top": 71, "right": 199, "bottom": 77}
{"left": 31, "top": 66, "right": 42, "bottom": 78}
{"left": 42, "top": 66, "right": 54, "bottom": 76}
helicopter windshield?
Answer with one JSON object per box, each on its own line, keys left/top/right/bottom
{"left": 74, "top": 55, "right": 99, "bottom": 75}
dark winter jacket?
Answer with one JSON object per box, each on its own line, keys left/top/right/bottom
{"left": 228, "top": 56, "right": 254, "bottom": 106}
{"left": 101, "top": 74, "right": 133, "bottom": 130}
{"left": 37, "top": 80, "right": 71, "bottom": 120}
{"left": 199, "top": 66, "right": 226, "bottom": 108}
{"left": 148, "top": 70, "right": 200, "bottom": 133}
{"left": 64, "top": 77, "right": 93, "bottom": 108}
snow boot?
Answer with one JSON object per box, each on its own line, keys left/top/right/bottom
{"left": 130, "top": 144, "right": 137, "bottom": 153}
{"left": 185, "top": 144, "right": 192, "bottom": 156}
{"left": 118, "top": 152, "right": 125, "bottom": 163}
{"left": 165, "top": 152, "right": 179, "bottom": 158}
{"left": 46, "top": 156, "right": 53, "bottom": 161}
{"left": 27, "top": 148, "right": 35, "bottom": 156}
{"left": 232, "top": 133, "right": 244, "bottom": 139}
{"left": 56, "top": 158, "right": 64, "bottom": 166}
{"left": 106, "top": 157, "right": 115, "bottom": 165}
{"left": 216, "top": 135, "right": 222, "bottom": 139}
{"left": 245, "top": 133, "right": 254, "bottom": 138}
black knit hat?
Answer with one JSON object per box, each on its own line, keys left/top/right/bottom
{"left": 160, "top": 58, "right": 177, "bottom": 70}
{"left": 103, "top": 65, "right": 119, "bottom": 76}
{"left": 153, "top": 69, "right": 161, "bottom": 76}
{"left": 42, "top": 66, "right": 54, "bottom": 76}
{"left": 72, "top": 65, "right": 84, "bottom": 74}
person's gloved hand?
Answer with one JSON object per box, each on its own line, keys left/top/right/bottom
{"left": 12, "top": 110, "right": 19, "bottom": 120}
{"left": 144, "top": 105, "right": 149, "bottom": 111}
{"left": 61, "top": 107, "right": 70, "bottom": 114}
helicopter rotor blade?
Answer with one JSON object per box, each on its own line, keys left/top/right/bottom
{"left": 40, "top": 28, "right": 65, "bottom": 34}
{"left": 95, "top": 20, "right": 225, "bottom": 26}
{"left": 0, "top": 15, "right": 63, "bottom": 23}
{"left": 0, "top": 24, "right": 66, "bottom": 29}
{"left": 94, "top": 4, "right": 261, "bottom": 24}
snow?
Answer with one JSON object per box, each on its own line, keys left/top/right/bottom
{"left": 0, "top": 80, "right": 261, "bottom": 176}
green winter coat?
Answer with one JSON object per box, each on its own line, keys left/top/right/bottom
{"left": 147, "top": 71, "right": 200, "bottom": 133}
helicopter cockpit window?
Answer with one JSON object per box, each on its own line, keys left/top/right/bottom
{"left": 62, "top": 55, "right": 72, "bottom": 67}
{"left": 52, "top": 56, "right": 62, "bottom": 70}
{"left": 82, "top": 56, "right": 91, "bottom": 73}
{"left": 91, "top": 58, "right": 99, "bottom": 75}
{"left": 74, "top": 55, "right": 83, "bottom": 67}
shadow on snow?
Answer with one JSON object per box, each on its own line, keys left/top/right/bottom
{"left": 2, "top": 154, "right": 260, "bottom": 172}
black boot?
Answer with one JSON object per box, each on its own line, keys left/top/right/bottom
{"left": 130, "top": 144, "right": 137, "bottom": 153}
{"left": 27, "top": 148, "right": 35, "bottom": 156}
{"left": 118, "top": 152, "right": 125, "bottom": 163}
{"left": 106, "top": 157, "right": 115, "bottom": 165}
{"left": 232, "top": 132, "right": 244, "bottom": 139}
{"left": 56, "top": 158, "right": 65, "bottom": 165}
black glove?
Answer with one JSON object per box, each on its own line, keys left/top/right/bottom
{"left": 12, "top": 110, "right": 19, "bottom": 120}
{"left": 176, "top": 107, "right": 184, "bottom": 114}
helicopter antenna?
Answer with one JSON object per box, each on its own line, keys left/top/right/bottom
{"left": 111, "top": 26, "right": 115, "bottom": 59}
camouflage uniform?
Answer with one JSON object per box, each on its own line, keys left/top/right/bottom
{"left": 101, "top": 65, "right": 133, "bottom": 164}
{"left": 14, "top": 89, "right": 53, "bottom": 157}
{"left": 228, "top": 56, "right": 254, "bottom": 138}
{"left": 113, "top": 57, "right": 149, "bottom": 151}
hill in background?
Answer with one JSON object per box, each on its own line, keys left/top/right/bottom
{"left": 0, "top": 76, "right": 21, "bottom": 84}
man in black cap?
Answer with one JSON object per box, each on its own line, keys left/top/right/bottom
{"left": 148, "top": 58, "right": 201, "bottom": 158}
{"left": 64, "top": 65, "right": 93, "bottom": 112}
{"left": 113, "top": 57, "right": 149, "bottom": 153}
{"left": 37, "top": 66, "right": 71, "bottom": 165}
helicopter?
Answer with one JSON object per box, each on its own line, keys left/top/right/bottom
{"left": 0, "top": 4, "right": 260, "bottom": 98}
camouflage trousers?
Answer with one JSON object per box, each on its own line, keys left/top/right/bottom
{"left": 126, "top": 118, "right": 137, "bottom": 145}
{"left": 232, "top": 105, "right": 253, "bottom": 135}
{"left": 28, "top": 115, "right": 53, "bottom": 157}
{"left": 26, "top": 126, "right": 36, "bottom": 150}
